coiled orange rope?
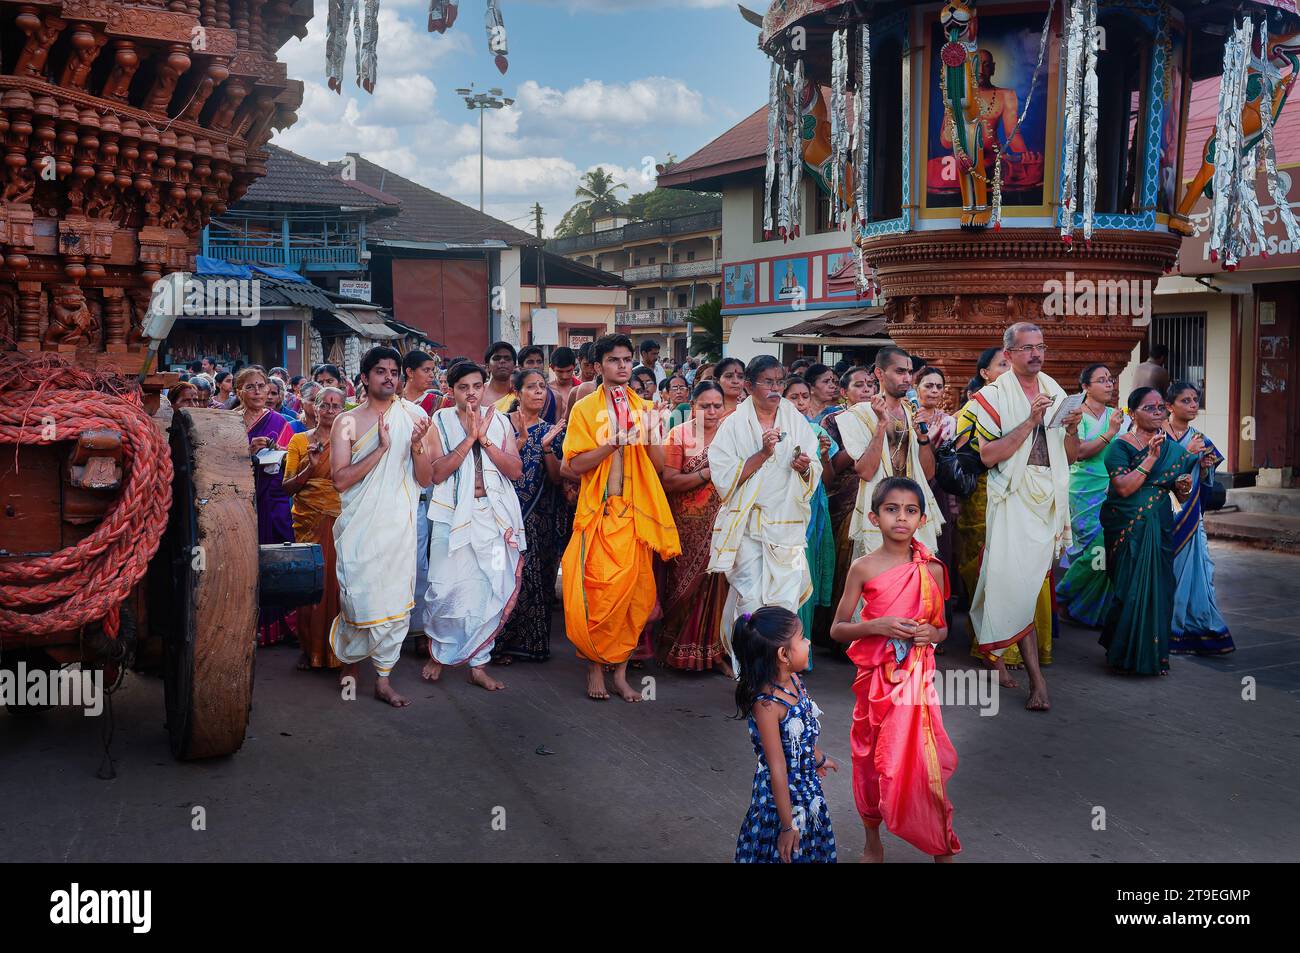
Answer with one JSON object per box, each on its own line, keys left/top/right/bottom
{"left": 0, "top": 353, "right": 172, "bottom": 638}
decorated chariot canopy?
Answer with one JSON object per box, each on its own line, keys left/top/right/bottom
{"left": 749, "top": 0, "right": 1300, "bottom": 273}
{"left": 741, "top": 0, "right": 1300, "bottom": 404}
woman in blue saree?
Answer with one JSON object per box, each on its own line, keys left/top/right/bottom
{"left": 492, "top": 368, "right": 564, "bottom": 663}
{"left": 1165, "top": 382, "right": 1234, "bottom": 655}
{"left": 1099, "top": 387, "right": 1201, "bottom": 675}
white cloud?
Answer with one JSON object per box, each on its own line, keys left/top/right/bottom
{"left": 516, "top": 77, "right": 707, "bottom": 127}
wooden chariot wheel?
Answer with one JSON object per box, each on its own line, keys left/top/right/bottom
{"left": 149, "top": 408, "right": 259, "bottom": 760}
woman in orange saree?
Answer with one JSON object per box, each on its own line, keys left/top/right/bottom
{"left": 282, "top": 387, "right": 346, "bottom": 670}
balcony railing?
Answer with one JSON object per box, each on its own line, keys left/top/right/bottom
{"left": 621, "top": 264, "right": 666, "bottom": 281}
{"left": 205, "top": 240, "right": 364, "bottom": 269}
{"left": 615, "top": 308, "right": 690, "bottom": 327}
{"left": 548, "top": 209, "right": 722, "bottom": 255}
{"left": 665, "top": 259, "right": 720, "bottom": 279}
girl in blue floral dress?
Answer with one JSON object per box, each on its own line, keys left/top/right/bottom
{"left": 733, "top": 607, "right": 838, "bottom": 863}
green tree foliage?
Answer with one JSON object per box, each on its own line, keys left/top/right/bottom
{"left": 624, "top": 188, "right": 722, "bottom": 222}
{"left": 554, "top": 203, "right": 593, "bottom": 239}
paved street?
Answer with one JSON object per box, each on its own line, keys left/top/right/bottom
{"left": 3, "top": 542, "right": 1298, "bottom": 863}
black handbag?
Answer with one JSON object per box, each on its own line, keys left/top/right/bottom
{"left": 934, "top": 437, "right": 986, "bottom": 498}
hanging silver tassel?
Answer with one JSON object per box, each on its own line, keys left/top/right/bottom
{"left": 1079, "top": 0, "right": 1099, "bottom": 241}
{"left": 1058, "top": 0, "right": 1098, "bottom": 242}
{"left": 857, "top": 23, "right": 871, "bottom": 228}
{"left": 1237, "top": 143, "right": 1267, "bottom": 261}
{"left": 763, "top": 59, "right": 780, "bottom": 240}
{"left": 358, "top": 0, "right": 380, "bottom": 93}
{"left": 788, "top": 59, "right": 805, "bottom": 239}
{"left": 1210, "top": 19, "right": 1255, "bottom": 269}
{"left": 777, "top": 66, "right": 791, "bottom": 240}
{"left": 830, "top": 28, "right": 848, "bottom": 227}
{"left": 428, "top": 0, "right": 459, "bottom": 34}
{"left": 1257, "top": 22, "right": 1300, "bottom": 250}
{"left": 325, "top": 0, "right": 355, "bottom": 93}
{"left": 325, "top": 0, "right": 380, "bottom": 94}
{"left": 486, "top": 0, "right": 509, "bottom": 74}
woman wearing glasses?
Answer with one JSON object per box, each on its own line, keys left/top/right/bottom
{"left": 1165, "top": 382, "right": 1234, "bottom": 656}
{"left": 1055, "top": 364, "right": 1122, "bottom": 628}
{"left": 1098, "top": 387, "right": 1202, "bottom": 675}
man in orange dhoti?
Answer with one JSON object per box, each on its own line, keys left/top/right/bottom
{"left": 562, "top": 334, "right": 680, "bottom": 701}
{"left": 832, "top": 476, "right": 961, "bottom": 862}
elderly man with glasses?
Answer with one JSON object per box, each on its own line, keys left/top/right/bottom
{"left": 706, "top": 354, "right": 820, "bottom": 671}
{"left": 966, "top": 322, "right": 1083, "bottom": 712}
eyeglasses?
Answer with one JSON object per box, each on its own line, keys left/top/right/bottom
{"left": 1008, "top": 344, "right": 1048, "bottom": 355}
{"left": 1088, "top": 375, "right": 1114, "bottom": 385}
{"left": 1136, "top": 403, "right": 1166, "bottom": 415}
{"left": 753, "top": 376, "right": 786, "bottom": 389}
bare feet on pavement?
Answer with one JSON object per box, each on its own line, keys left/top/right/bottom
{"left": 421, "top": 658, "right": 442, "bottom": 682}
{"left": 374, "top": 678, "right": 410, "bottom": 708}
{"left": 469, "top": 666, "right": 505, "bottom": 691}
{"left": 586, "top": 663, "right": 609, "bottom": 701}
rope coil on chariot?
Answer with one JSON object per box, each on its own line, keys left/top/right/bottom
{"left": 0, "top": 353, "right": 172, "bottom": 639}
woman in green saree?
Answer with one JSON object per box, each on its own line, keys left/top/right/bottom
{"left": 1099, "top": 387, "right": 1200, "bottom": 676}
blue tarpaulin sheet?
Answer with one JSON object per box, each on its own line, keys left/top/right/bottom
{"left": 194, "top": 256, "right": 252, "bottom": 278}
{"left": 251, "top": 265, "right": 308, "bottom": 283}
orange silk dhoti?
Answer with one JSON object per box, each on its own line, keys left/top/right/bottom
{"left": 562, "top": 496, "right": 656, "bottom": 665}
{"left": 850, "top": 541, "right": 961, "bottom": 857}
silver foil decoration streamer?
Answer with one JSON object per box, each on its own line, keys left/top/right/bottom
{"left": 486, "top": 0, "right": 509, "bottom": 73}
{"left": 857, "top": 22, "right": 871, "bottom": 228}
{"left": 1210, "top": 19, "right": 1255, "bottom": 269}
{"left": 1256, "top": 23, "right": 1300, "bottom": 247}
{"left": 777, "top": 65, "right": 792, "bottom": 238}
{"left": 764, "top": 59, "right": 779, "bottom": 238}
{"left": 1079, "top": 0, "right": 1098, "bottom": 239}
{"left": 831, "top": 28, "right": 848, "bottom": 227}
{"left": 428, "top": 1, "right": 460, "bottom": 34}
{"left": 1058, "top": 0, "right": 1097, "bottom": 241}
{"left": 789, "top": 59, "right": 805, "bottom": 239}
{"left": 1238, "top": 140, "right": 1267, "bottom": 259}
{"left": 325, "top": 0, "right": 380, "bottom": 93}
{"left": 325, "top": 0, "right": 355, "bottom": 91}
{"left": 359, "top": 0, "right": 380, "bottom": 91}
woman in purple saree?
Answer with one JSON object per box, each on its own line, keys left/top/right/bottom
{"left": 237, "top": 367, "right": 296, "bottom": 646}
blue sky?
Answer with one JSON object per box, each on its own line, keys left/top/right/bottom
{"left": 273, "top": 0, "right": 771, "bottom": 235}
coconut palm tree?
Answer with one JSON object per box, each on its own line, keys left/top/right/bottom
{"left": 572, "top": 167, "right": 627, "bottom": 221}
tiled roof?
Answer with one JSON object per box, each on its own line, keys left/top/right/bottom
{"left": 239, "top": 145, "right": 398, "bottom": 209}
{"left": 340, "top": 154, "right": 540, "bottom": 246}
{"left": 658, "top": 107, "right": 768, "bottom": 190}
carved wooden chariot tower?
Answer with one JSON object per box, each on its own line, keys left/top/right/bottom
{"left": 0, "top": 0, "right": 318, "bottom": 761}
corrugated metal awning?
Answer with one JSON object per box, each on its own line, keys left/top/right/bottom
{"left": 330, "top": 308, "right": 399, "bottom": 339}
{"left": 771, "top": 306, "right": 888, "bottom": 338}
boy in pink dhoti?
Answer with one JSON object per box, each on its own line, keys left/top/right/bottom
{"left": 831, "top": 476, "right": 961, "bottom": 862}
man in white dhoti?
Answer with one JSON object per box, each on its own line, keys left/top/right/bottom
{"left": 969, "top": 323, "right": 1081, "bottom": 711}
{"left": 329, "top": 346, "right": 432, "bottom": 708}
{"left": 402, "top": 350, "right": 439, "bottom": 653}
{"left": 836, "top": 346, "right": 942, "bottom": 558}
{"left": 707, "top": 355, "right": 820, "bottom": 667}
{"left": 421, "top": 361, "right": 524, "bottom": 692}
